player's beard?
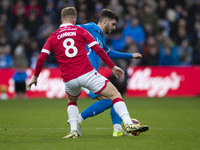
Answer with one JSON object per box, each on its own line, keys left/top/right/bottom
{"left": 104, "top": 24, "right": 111, "bottom": 34}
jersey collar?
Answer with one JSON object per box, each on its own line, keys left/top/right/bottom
{"left": 92, "top": 23, "right": 104, "bottom": 36}
{"left": 60, "top": 23, "right": 73, "bottom": 28}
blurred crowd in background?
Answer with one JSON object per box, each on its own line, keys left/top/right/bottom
{"left": 0, "top": 0, "right": 200, "bottom": 70}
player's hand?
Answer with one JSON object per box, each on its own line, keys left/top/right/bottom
{"left": 26, "top": 75, "right": 38, "bottom": 91}
{"left": 112, "top": 66, "right": 124, "bottom": 79}
{"left": 132, "top": 53, "right": 142, "bottom": 59}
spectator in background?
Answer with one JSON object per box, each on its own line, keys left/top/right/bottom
{"left": 125, "top": 0, "right": 136, "bottom": 5}
{"left": 141, "top": 36, "right": 159, "bottom": 66}
{"left": 107, "top": 0, "right": 123, "bottom": 15}
{"left": 158, "top": 37, "right": 178, "bottom": 66}
{"left": 126, "top": 42, "right": 141, "bottom": 66}
{"left": 193, "top": 38, "right": 200, "bottom": 65}
{"left": 190, "top": 21, "right": 200, "bottom": 47}
{"left": 0, "top": 44, "right": 13, "bottom": 68}
{"left": 188, "top": 0, "right": 200, "bottom": 26}
{"left": 45, "top": 0, "right": 57, "bottom": 22}
{"left": 0, "top": 36, "right": 13, "bottom": 68}
{"left": 30, "top": 50, "right": 40, "bottom": 68}
{"left": 12, "top": 63, "right": 28, "bottom": 99}
{"left": 37, "top": 14, "right": 57, "bottom": 67}
{"left": 174, "top": 3, "right": 188, "bottom": 20}
{"left": 38, "top": 15, "right": 55, "bottom": 44}
{"left": 109, "top": 29, "right": 124, "bottom": 51}
{"left": 155, "top": 31, "right": 165, "bottom": 46}
{"left": 12, "top": 0, "right": 26, "bottom": 28}
{"left": 177, "top": 39, "right": 193, "bottom": 66}
{"left": 56, "top": 0, "right": 71, "bottom": 14}
{"left": 157, "top": 18, "right": 171, "bottom": 37}
{"left": 109, "top": 5, "right": 139, "bottom": 52}
{"left": 165, "top": 8, "right": 177, "bottom": 38}
{"left": 122, "top": 17, "right": 145, "bottom": 52}
{"left": 92, "top": 1, "right": 104, "bottom": 23}
{"left": 174, "top": 26, "right": 187, "bottom": 46}
{"left": 12, "top": 0, "right": 26, "bottom": 16}
{"left": 0, "top": 0, "right": 199, "bottom": 68}
{"left": 0, "top": 0, "right": 12, "bottom": 22}
{"left": 0, "top": 13, "right": 12, "bottom": 42}
{"left": 137, "top": 0, "right": 157, "bottom": 12}
{"left": 126, "top": 4, "right": 139, "bottom": 19}
{"left": 0, "top": 0, "right": 11, "bottom": 13}
{"left": 26, "top": 38, "right": 40, "bottom": 68}
{"left": 156, "top": 0, "right": 168, "bottom": 19}
{"left": 25, "top": 11, "right": 41, "bottom": 37}
{"left": 140, "top": 3, "right": 159, "bottom": 36}
{"left": 77, "top": 10, "right": 88, "bottom": 24}
{"left": 124, "top": 5, "right": 139, "bottom": 30}
{"left": 25, "top": 0, "right": 42, "bottom": 17}
{"left": 106, "top": 0, "right": 125, "bottom": 29}
{"left": 0, "top": 14, "right": 6, "bottom": 37}
{"left": 75, "top": 0, "right": 87, "bottom": 24}
{"left": 177, "top": 18, "right": 187, "bottom": 30}
{"left": 12, "top": 23, "right": 28, "bottom": 45}
{"left": 13, "top": 38, "right": 28, "bottom": 68}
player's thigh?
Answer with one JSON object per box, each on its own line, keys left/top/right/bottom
{"left": 97, "top": 94, "right": 108, "bottom": 100}
{"left": 82, "top": 70, "right": 108, "bottom": 94}
{"left": 64, "top": 79, "right": 81, "bottom": 97}
{"left": 99, "top": 81, "right": 122, "bottom": 100}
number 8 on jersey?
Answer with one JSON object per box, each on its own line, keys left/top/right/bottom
{"left": 63, "top": 38, "right": 78, "bottom": 58}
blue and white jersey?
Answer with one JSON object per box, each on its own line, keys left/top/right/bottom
{"left": 77, "top": 22, "right": 110, "bottom": 71}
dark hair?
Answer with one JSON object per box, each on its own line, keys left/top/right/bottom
{"left": 99, "top": 9, "right": 118, "bottom": 22}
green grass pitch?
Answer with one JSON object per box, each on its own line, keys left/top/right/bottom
{"left": 0, "top": 97, "right": 200, "bottom": 150}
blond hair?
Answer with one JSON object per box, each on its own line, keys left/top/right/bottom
{"left": 61, "top": 7, "right": 77, "bottom": 20}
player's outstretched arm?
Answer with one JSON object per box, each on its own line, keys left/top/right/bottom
{"left": 108, "top": 50, "right": 142, "bottom": 59}
{"left": 26, "top": 52, "right": 49, "bottom": 91}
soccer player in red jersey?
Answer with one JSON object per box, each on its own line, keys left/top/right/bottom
{"left": 27, "top": 7, "right": 148, "bottom": 138}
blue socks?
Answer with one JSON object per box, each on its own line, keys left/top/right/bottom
{"left": 80, "top": 98, "right": 122, "bottom": 126}
{"left": 110, "top": 106, "right": 122, "bottom": 125}
{"left": 81, "top": 99, "right": 113, "bottom": 119}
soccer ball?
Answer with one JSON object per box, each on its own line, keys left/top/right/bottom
{"left": 122, "top": 118, "right": 141, "bottom": 136}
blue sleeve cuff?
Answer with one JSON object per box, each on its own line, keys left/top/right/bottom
{"left": 108, "top": 50, "right": 133, "bottom": 59}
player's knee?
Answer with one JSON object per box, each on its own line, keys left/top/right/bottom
{"left": 67, "top": 95, "right": 78, "bottom": 103}
{"left": 109, "top": 91, "right": 122, "bottom": 100}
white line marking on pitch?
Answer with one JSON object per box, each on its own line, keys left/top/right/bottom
{"left": 0, "top": 127, "right": 199, "bottom": 130}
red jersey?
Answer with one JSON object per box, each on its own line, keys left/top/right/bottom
{"left": 34, "top": 23, "right": 115, "bottom": 82}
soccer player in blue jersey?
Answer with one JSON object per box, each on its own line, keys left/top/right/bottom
{"left": 76, "top": 9, "right": 144, "bottom": 137}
